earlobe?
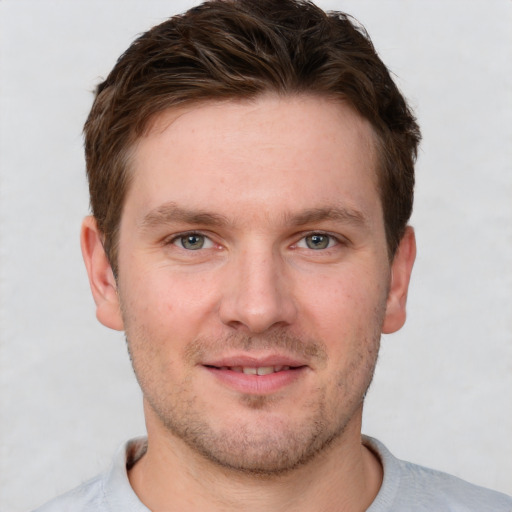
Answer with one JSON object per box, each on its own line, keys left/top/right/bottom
{"left": 80, "top": 216, "right": 124, "bottom": 331}
{"left": 382, "top": 226, "right": 416, "bottom": 334}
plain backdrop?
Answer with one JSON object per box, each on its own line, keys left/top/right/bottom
{"left": 0, "top": 1, "right": 511, "bottom": 510}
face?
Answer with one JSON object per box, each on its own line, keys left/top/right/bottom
{"left": 82, "top": 95, "right": 415, "bottom": 475}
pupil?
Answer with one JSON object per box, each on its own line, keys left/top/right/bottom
{"left": 307, "top": 234, "right": 329, "bottom": 250}
{"left": 183, "top": 235, "right": 204, "bottom": 249}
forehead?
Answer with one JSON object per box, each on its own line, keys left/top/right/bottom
{"left": 125, "top": 94, "right": 380, "bottom": 225}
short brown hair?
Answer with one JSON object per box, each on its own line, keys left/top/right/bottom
{"left": 84, "top": 0, "right": 421, "bottom": 273}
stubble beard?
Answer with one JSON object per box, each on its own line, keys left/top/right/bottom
{"left": 126, "top": 327, "right": 381, "bottom": 477}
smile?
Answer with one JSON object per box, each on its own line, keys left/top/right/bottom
{"left": 213, "top": 365, "right": 293, "bottom": 375}
{"left": 203, "top": 363, "right": 306, "bottom": 395}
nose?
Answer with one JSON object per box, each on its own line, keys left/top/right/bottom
{"left": 218, "top": 246, "right": 298, "bottom": 334}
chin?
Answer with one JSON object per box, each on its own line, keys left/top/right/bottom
{"left": 154, "top": 395, "right": 355, "bottom": 476}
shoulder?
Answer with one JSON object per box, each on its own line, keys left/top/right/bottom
{"left": 31, "top": 438, "right": 149, "bottom": 512}
{"left": 32, "top": 473, "right": 106, "bottom": 512}
{"left": 394, "top": 459, "right": 512, "bottom": 511}
{"left": 365, "top": 436, "right": 512, "bottom": 512}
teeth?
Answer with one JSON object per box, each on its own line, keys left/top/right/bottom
{"left": 224, "top": 366, "right": 291, "bottom": 375}
{"left": 256, "top": 366, "right": 275, "bottom": 376}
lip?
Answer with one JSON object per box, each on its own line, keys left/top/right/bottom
{"left": 201, "top": 353, "right": 309, "bottom": 395}
{"left": 203, "top": 353, "right": 308, "bottom": 369}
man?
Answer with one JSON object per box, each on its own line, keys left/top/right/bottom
{"left": 34, "top": 0, "right": 512, "bottom": 510}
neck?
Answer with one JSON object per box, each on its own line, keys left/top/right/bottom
{"left": 128, "top": 408, "right": 383, "bottom": 512}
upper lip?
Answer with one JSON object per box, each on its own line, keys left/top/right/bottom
{"left": 202, "top": 354, "right": 308, "bottom": 368}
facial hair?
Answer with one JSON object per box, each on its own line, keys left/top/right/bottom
{"left": 126, "top": 327, "right": 381, "bottom": 477}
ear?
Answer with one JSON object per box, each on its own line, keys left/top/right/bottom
{"left": 382, "top": 226, "right": 416, "bottom": 334}
{"left": 80, "top": 216, "right": 124, "bottom": 331}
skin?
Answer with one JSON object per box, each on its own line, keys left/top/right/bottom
{"left": 81, "top": 94, "right": 416, "bottom": 512}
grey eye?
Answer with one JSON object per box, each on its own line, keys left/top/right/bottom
{"left": 305, "top": 234, "right": 331, "bottom": 250}
{"left": 179, "top": 234, "right": 206, "bottom": 250}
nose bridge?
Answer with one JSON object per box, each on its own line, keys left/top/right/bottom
{"left": 219, "top": 240, "right": 296, "bottom": 333}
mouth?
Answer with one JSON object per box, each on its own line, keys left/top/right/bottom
{"left": 205, "top": 364, "right": 302, "bottom": 375}
{"left": 201, "top": 358, "right": 308, "bottom": 395}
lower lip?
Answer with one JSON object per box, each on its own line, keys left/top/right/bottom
{"left": 203, "top": 366, "right": 307, "bottom": 395}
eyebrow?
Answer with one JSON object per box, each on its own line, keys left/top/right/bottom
{"left": 286, "top": 206, "right": 368, "bottom": 228}
{"left": 139, "top": 202, "right": 368, "bottom": 231}
{"left": 140, "top": 202, "right": 231, "bottom": 231}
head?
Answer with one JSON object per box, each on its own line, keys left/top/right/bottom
{"left": 81, "top": 0, "right": 419, "bottom": 477}
{"left": 84, "top": 0, "right": 420, "bottom": 276}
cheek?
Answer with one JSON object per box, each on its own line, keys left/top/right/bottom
{"left": 296, "top": 276, "right": 387, "bottom": 388}
{"left": 298, "top": 270, "right": 386, "bottom": 336}
{"left": 120, "top": 270, "right": 219, "bottom": 355}
{"left": 124, "top": 264, "right": 190, "bottom": 312}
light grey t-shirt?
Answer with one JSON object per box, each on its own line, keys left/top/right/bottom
{"left": 34, "top": 436, "right": 512, "bottom": 511}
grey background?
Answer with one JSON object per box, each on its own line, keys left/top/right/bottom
{"left": 0, "top": 1, "right": 511, "bottom": 510}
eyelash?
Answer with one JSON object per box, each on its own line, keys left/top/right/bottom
{"left": 294, "top": 232, "right": 342, "bottom": 251}
{"left": 167, "top": 231, "right": 215, "bottom": 250}
{"left": 166, "top": 230, "right": 343, "bottom": 251}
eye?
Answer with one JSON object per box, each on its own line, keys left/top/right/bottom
{"left": 297, "top": 233, "right": 338, "bottom": 250}
{"left": 173, "top": 233, "right": 214, "bottom": 250}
